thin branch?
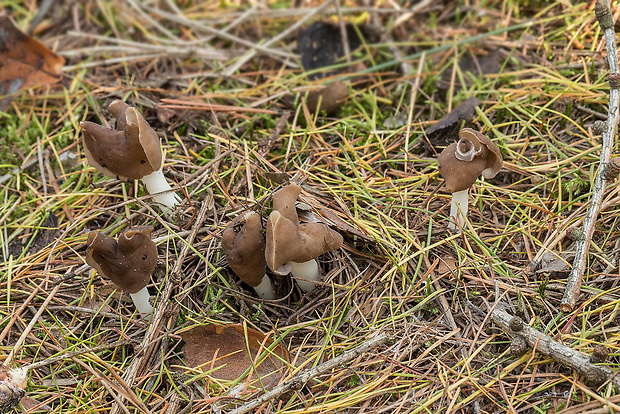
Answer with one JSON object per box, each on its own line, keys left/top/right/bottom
{"left": 228, "top": 332, "right": 392, "bottom": 414}
{"left": 561, "top": 0, "right": 619, "bottom": 311}
{"left": 478, "top": 302, "right": 620, "bottom": 389}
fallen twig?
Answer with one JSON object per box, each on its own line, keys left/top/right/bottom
{"left": 228, "top": 332, "right": 392, "bottom": 414}
{"left": 561, "top": 0, "right": 619, "bottom": 311}
{"left": 477, "top": 301, "right": 620, "bottom": 389}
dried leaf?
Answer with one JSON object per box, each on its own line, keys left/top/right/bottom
{"left": 0, "top": 13, "right": 64, "bottom": 95}
{"left": 304, "top": 81, "right": 349, "bottom": 115}
{"left": 436, "top": 255, "right": 472, "bottom": 278}
{"left": 425, "top": 97, "right": 481, "bottom": 148}
{"left": 302, "top": 206, "right": 372, "bottom": 242}
{"left": 180, "top": 324, "right": 288, "bottom": 389}
{"left": 437, "top": 256, "right": 459, "bottom": 276}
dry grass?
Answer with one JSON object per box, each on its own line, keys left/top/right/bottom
{"left": 1, "top": 0, "right": 619, "bottom": 413}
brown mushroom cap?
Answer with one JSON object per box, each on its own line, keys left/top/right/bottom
{"left": 266, "top": 210, "right": 343, "bottom": 274}
{"left": 437, "top": 128, "right": 503, "bottom": 192}
{"left": 305, "top": 81, "right": 349, "bottom": 115}
{"left": 221, "top": 211, "right": 267, "bottom": 287}
{"left": 272, "top": 183, "right": 302, "bottom": 222}
{"left": 81, "top": 100, "right": 162, "bottom": 180}
{"left": 265, "top": 183, "right": 343, "bottom": 274}
{"left": 86, "top": 226, "right": 158, "bottom": 294}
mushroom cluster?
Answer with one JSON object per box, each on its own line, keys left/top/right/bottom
{"left": 81, "top": 100, "right": 180, "bottom": 211}
{"left": 221, "top": 183, "right": 344, "bottom": 297}
{"left": 86, "top": 226, "right": 158, "bottom": 317}
{"left": 438, "top": 128, "right": 503, "bottom": 230}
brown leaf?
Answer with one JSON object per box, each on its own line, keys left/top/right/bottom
{"left": 180, "top": 324, "right": 289, "bottom": 389}
{"left": 425, "top": 97, "right": 481, "bottom": 148}
{"left": 0, "top": 13, "right": 64, "bottom": 95}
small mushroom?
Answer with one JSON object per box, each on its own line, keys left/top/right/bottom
{"left": 85, "top": 226, "right": 158, "bottom": 317}
{"left": 80, "top": 100, "right": 180, "bottom": 211}
{"left": 304, "top": 81, "right": 349, "bottom": 115}
{"left": 265, "top": 183, "right": 343, "bottom": 292}
{"left": 437, "top": 128, "right": 503, "bottom": 230}
{"left": 222, "top": 211, "right": 275, "bottom": 300}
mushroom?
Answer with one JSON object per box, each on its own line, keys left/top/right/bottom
{"left": 85, "top": 226, "right": 158, "bottom": 317}
{"left": 437, "top": 128, "right": 503, "bottom": 231}
{"left": 265, "top": 183, "right": 343, "bottom": 292}
{"left": 80, "top": 100, "right": 180, "bottom": 211}
{"left": 222, "top": 211, "right": 275, "bottom": 300}
{"left": 304, "top": 81, "right": 349, "bottom": 115}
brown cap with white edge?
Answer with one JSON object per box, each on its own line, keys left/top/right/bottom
{"left": 265, "top": 184, "right": 343, "bottom": 275}
{"left": 222, "top": 211, "right": 267, "bottom": 287}
{"left": 86, "top": 226, "right": 158, "bottom": 294}
{"left": 81, "top": 100, "right": 162, "bottom": 180}
{"left": 438, "top": 128, "right": 503, "bottom": 192}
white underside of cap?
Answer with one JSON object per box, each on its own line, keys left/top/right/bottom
{"left": 141, "top": 169, "right": 181, "bottom": 212}
{"left": 290, "top": 260, "right": 320, "bottom": 292}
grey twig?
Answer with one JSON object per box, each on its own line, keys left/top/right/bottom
{"left": 561, "top": 0, "right": 619, "bottom": 311}
{"left": 484, "top": 302, "right": 619, "bottom": 389}
{"left": 228, "top": 332, "right": 392, "bottom": 414}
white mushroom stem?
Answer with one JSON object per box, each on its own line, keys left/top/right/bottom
{"left": 129, "top": 287, "right": 153, "bottom": 317}
{"left": 289, "top": 259, "right": 320, "bottom": 292}
{"left": 140, "top": 168, "right": 180, "bottom": 212}
{"left": 252, "top": 275, "right": 276, "bottom": 300}
{"left": 448, "top": 189, "right": 469, "bottom": 231}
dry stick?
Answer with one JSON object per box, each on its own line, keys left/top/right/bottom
{"left": 485, "top": 302, "right": 620, "bottom": 389}
{"left": 525, "top": 187, "right": 620, "bottom": 275}
{"left": 228, "top": 332, "right": 392, "bottom": 414}
{"left": 0, "top": 150, "right": 49, "bottom": 186}
{"left": 110, "top": 199, "right": 212, "bottom": 414}
{"left": 561, "top": 0, "right": 619, "bottom": 312}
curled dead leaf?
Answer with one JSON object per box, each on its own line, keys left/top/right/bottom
{"left": 0, "top": 13, "right": 64, "bottom": 95}
{"left": 425, "top": 97, "right": 481, "bottom": 148}
{"left": 180, "top": 323, "right": 289, "bottom": 390}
